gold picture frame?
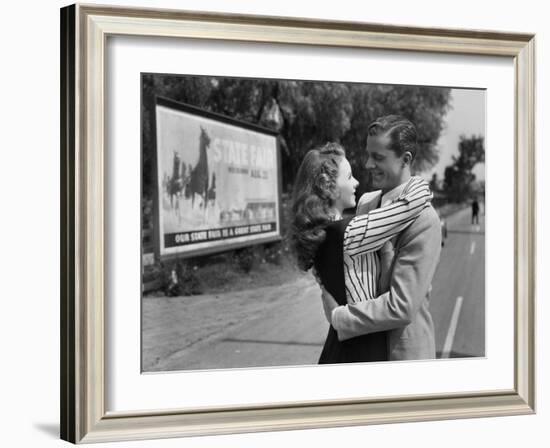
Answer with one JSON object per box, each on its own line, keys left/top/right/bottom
{"left": 60, "top": 3, "right": 535, "bottom": 444}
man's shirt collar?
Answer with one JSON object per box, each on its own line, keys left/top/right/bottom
{"left": 380, "top": 179, "right": 410, "bottom": 207}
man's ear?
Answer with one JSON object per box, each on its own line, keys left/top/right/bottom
{"left": 402, "top": 151, "right": 413, "bottom": 166}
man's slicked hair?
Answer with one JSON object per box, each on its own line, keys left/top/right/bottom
{"left": 367, "top": 115, "right": 418, "bottom": 160}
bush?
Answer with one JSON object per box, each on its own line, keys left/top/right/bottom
{"left": 263, "top": 241, "right": 285, "bottom": 265}
{"left": 165, "top": 260, "right": 203, "bottom": 296}
{"left": 233, "top": 247, "right": 257, "bottom": 273}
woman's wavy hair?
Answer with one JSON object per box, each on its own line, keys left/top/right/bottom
{"left": 289, "top": 142, "right": 345, "bottom": 271}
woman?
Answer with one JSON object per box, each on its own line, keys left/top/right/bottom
{"left": 290, "top": 142, "right": 431, "bottom": 363}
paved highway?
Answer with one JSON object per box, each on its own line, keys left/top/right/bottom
{"left": 431, "top": 206, "right": 485, "bottom": 358}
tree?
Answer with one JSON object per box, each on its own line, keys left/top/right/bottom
{"left": 341, "top": 84, "right": 451, "bottom": 196}
{"left": 443, "top": 135, "right": 485, "bottom": 202}
{"left": 429, "top": 173, "right": 439, "bottom": 192}
{"left": 142, "top": 74, "right": 452, "bottom": 200}
{"left": 276, "top": 80, "right": 354, "bottom": 189}
{"left": 142, "top": 75, "right": 215, "bottom": 199}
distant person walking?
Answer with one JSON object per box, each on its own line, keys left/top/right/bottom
{"left": 471, "top": 198, "right": 480, "bottom": 225}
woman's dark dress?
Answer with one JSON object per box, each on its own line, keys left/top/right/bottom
{"left": 315, "top": 218, "right": 388, "bottom": 364}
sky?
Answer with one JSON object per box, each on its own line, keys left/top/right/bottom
{"left": 425, "top": 88, "right": 486, "bottom": 182}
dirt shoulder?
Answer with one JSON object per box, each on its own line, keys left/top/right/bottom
{"left": 142, "top": 273, "right": 315, "bottom": 371}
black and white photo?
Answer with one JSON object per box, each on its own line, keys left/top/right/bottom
{"left": 141, "top": 74, "right": 486, "bottom": 372}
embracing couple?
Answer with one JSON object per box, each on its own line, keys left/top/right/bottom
{"left": 290, "top": 115, "right": 441, "bottom": 363}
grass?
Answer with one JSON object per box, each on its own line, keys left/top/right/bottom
{"left": 145, "top": 244, "right": 305, "bottom": 298}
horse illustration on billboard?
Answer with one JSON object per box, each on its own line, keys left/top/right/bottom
{"left": 166, "top": 151, "right": 187, "bottom": 210}
{"left": 185, "top": 126, "right": 211, "bottom": 210}
{"left": 164, "top": 126, "right": 215, "bottom": 219}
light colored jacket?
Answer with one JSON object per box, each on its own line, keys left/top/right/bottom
{"left": 332, "top": 192, "right": 441, "bottom": 360}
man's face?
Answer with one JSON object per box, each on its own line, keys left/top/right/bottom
{"left": 365, "top": 134, "right": 408, "bottom": 193}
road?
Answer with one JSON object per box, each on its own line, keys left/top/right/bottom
{"left": 431, "top": 206, "right": 485, "bottom": 358}
{"left": 143, "top": 206, "right": 485, "bottom": 371}
{"left": 142, "top": 275, "right": 327, "bottom": 371}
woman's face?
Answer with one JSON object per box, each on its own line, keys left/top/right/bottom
{"left": 334, "top": 157, "right": 359, "bottom": 211}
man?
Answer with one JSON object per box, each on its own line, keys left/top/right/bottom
{"left": 321, "top": 115, "right": 442, "bottom": 360}
{"left": 472, "top": 198, "right": 480, "bottom": 225}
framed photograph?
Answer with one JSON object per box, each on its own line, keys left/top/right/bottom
{"left": 61, "top": 3, "right": 535, "bottom": 444}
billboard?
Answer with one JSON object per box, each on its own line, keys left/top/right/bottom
{"left": 153, "top": 97, "right": 282, "bottom": 258}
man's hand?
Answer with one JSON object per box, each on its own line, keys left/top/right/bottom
{"left": 311, "top": 267, "right": 322, "bottom": 286}
{"left": 312, "top": 268, "right": 338, "bottom": 324}
{"left": 320, "top": 285, "right": 338, "bottom": 324}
